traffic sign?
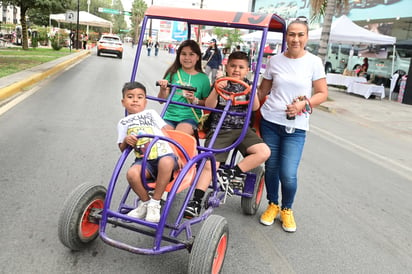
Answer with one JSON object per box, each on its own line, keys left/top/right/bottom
{"left": 98, "top": 7, "right": 121, "bottom": 15}
{"left": 66, "top": 11, "right": 77, "bottom": 22}
{"left": 122, "top": 11, "right": 132, "bottom": 16}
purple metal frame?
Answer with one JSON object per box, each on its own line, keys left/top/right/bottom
{"left": 97, "top": 6, "right": 286, "bottom": 256}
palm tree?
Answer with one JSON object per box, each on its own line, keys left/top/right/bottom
{"left": 310, "top": 0, "right": 349, "bottom": 65}
{"left": 131, "top": 0, "right": 148, "bottom": 45}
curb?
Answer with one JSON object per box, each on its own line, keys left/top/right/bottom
{"left": 316, "top": 104, "right": 335, "bottom": 113}
{"left": 0, "top": 50, "right": 91, "bottom": 100}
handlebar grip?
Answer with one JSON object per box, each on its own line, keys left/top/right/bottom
{"left": 155, "top": 81, "right": 197, "bottom": 92}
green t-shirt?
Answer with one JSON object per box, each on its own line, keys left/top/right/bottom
{"left": 163, "top": 68, "right": 211, "bottom": 123}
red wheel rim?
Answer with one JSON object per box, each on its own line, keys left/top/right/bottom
{"left": 79, "top": 198, "right": 104, "bottom": 239}
{"left": 211, "top": 233, "right": 228, "bottom": 274}
{"left": 256, "top": 177, "right": 265, "bottom": 206}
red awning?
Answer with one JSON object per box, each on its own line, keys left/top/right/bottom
{"left": 145, "top": 6, "right": 286, "bottom": 33}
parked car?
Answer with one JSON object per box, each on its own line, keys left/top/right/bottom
{"left": 97, "top": 34, "right": 123, "bottom": 59}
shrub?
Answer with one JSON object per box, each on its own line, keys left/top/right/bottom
{"left": 31, "top": 37, "right": 39, "bottom": 48}
{"left": 50, "top": 36, "right": 62, "bottom": 51}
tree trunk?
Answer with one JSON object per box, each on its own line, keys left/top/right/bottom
{"left": 317, "top": 0, "right": 337, "bottom": 65}
{"left": 20, "top": 6, "right": 29, "bottom": 50}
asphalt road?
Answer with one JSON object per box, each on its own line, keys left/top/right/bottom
{"left": 0, "top": 44, "right": 411, "bottom": 274}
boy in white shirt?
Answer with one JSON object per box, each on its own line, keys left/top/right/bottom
{"left": 117, "top": 81, "right": 179, "bottom": 223}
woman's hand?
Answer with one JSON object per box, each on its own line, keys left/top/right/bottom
{"left": 286, "top": 100, "right": 305, "bottom": 118}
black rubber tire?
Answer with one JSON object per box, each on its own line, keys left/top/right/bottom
{"left": 97, "top": 50, "right": 101, "bottom": 56}
{"left": 241, "top": 165, "right": 265, "bottom": 215}
{"left": 325, "top": 62, "right": 332, "bottom": 74}
{"left": 58, "top": 182, "right": 106, "bottom": 251}
{"left": 188, "top": 215, "right": 229, "bottom": 274}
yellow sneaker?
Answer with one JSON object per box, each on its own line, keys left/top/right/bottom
{"left": 280, "top": 208, "right": 296, "bottom": 232}
{"left": 260, "top": 203, "right": 280, "bottom": 226}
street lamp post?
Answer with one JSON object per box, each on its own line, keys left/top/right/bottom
{"left": 87, "top": 0, "right": 90, "bottom": 35}
{"left": 76, "top": 0, "right": 80, "bottom": 49}
{"left": 149, "top": 0, "right": 154, "bottom": 39}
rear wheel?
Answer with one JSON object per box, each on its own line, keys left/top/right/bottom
{"left": 97, "top": 50, "right": 101, "bottom": 56}
{"left": 188, "top": 215, "right": 229, "bottom": 274}
{"left": 118, "top": 52, "right": 123, "bottom": 59}
{"left": 325, "top": 62, "right": 332, "bottom": 74}
{"left": 58, "top": 182, "right": 106, "bottom": 251}
{"left": 241, "top": 165, "right": 264, "bottom": 215}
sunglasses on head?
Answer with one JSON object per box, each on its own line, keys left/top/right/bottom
{"left": 289, "top": 16, "right": 308, "bottom": 24}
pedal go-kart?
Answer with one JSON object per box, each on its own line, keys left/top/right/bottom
{"left": 58, "top": 6, "right": 286, "bottom": 273}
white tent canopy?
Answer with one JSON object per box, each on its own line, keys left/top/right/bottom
{"left": 308, "top": 15, "right": 396, "bottom": 45}
{"left": 50, "top": 11, "right": 113, "bottom": 29}
{"left": 241, "top": 31, "right": 283, "bottom": 44}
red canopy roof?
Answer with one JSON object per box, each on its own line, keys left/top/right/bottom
{"left": 145, "top": 6, "right": 286, "bottom": 33}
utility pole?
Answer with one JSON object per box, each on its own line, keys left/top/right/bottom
{"left": 149, "top": 0, "right": 154, "bottom": 39}
{"left": 87, "top": 0, "right": 90, "bottom": 35}
{"left": 76, "top": 0, "right": 80, "bottom": 49}
{"left": 196, "top": 0, "right": 204, "bottom": 43}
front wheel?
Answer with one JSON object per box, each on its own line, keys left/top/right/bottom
{"left": 188, "top": 215, "right": 229, "bottom": 274}
{"left": 241, "top": 165, "right": 265, "bottom": 215}
{"left": 58, "top": 182, "right": 106, "bottom": 251}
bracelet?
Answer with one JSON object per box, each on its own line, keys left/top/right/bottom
{"left": 304, "top": 98, "right": 312, "bottom": 114}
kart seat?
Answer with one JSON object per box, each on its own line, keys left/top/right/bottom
{"left": 147, "top": 130, "right": 197, "bottom": 193}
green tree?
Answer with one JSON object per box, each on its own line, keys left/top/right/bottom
{"left": 130, "top": 0, "right": 147, "bottom": 44}
{"left": 2, "top": 0, "right": 66, "bottom": 50}
{"left": 213, "top": 27, "right": 243, "bottom": 50}
{"left": 310, "top": 0, "right": 349, "bottom": 65}
{"left": 111, "top": 0, "right": 127, "bottom": 34}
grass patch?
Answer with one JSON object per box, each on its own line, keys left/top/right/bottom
{"left": 0, "top": 47, "right": 74, "bottom": 78}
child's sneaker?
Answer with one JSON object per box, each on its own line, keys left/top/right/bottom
{"left": 221, "top": 168, "right": 245, "bottom": 189}
{"left": 184, "top": 200, "right": 201, "bottom": 219}
{"left": 127, "top": 201, "right": 148, "bottom": 219}
{"left": 145, "top": 203, "right": 161, "bottom": 223}
{"left": 280, "top": 208, "right": 296, "bottom": 232}
{"left": 260, "top": 203, "right": 280, "bottom": 226}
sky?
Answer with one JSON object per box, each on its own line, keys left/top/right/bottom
{"left": 121, "top": 0, "right": 251, "bottom": 13}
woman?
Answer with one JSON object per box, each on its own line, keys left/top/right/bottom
{"left": 203, "top": 38, "right": 223, "bottom": 84}
{"left": 157, "top": 39, "right": 211, "bottom": 135}
{"left": 257, "top": 17, "right": 328, "bottom": 232}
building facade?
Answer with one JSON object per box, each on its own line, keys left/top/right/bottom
{"left": 0, "top": 4, "right": 20, "bottom": 25}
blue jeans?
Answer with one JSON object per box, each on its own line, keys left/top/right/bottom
{"left": 260, "top": 118, "right": 306, "bottom": 209}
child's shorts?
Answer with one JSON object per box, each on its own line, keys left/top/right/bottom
{"left": 205, "top": 128, "right": 264, "bottom": 163}
{"left": 164, "top": 118, "right": 198, "bottom": 130}
{"left": 132, "top": 153, "right": 179, "bottom": 182}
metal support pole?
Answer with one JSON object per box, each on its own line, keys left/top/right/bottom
{"left": 87, "top": 0, "right": 91, "bottom": 35}
{"left": 76, "top": 0, "right": 80, "bottom": 49}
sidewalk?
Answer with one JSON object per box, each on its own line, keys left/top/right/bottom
{"left": 0, "top": 50, "right": 411, "bottom": 137}
{"left": 320, "top": 86, "right": 412, "bottom": 136}
{"left": 0, "top": 49, "right": 90, "bottom": 104}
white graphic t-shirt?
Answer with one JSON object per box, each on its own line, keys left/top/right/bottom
{"left": 117, "top": 109, "right": 173, "bottom": 159}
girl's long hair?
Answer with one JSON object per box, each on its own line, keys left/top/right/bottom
{"left": 163, "top": 40, "right": 204, "bottom": 81}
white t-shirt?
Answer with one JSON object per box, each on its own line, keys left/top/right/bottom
{"left": 261, "top": 51, "right": 325, "bottom": 131}
{"left": 117, "top": 109, "right": 173, "bottom": 159}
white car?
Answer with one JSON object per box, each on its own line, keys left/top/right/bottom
{"left": 97, "top": 34, "right": 123, "bottom": 59}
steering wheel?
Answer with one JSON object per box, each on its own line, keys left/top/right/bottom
{"left": 214, "top": 77, "right": 251, "bottom": 105}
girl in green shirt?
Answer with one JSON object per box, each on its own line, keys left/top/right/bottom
{"left": 157, "top": 39, "right": 211, "bottom": 136}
